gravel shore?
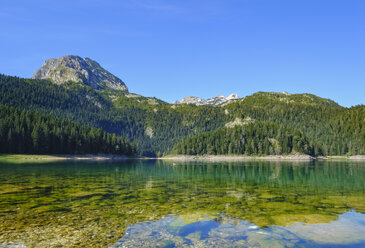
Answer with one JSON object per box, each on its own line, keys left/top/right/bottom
{"left": 162, "top": 155, "right": 315, "bottom": 162}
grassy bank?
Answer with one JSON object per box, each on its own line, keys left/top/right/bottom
{"left": 0, "top": 154, "right": 131, "bottom": 163}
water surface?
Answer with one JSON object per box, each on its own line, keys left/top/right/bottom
{"left": 0, "top": 160, "right": 364, "bottom": 247}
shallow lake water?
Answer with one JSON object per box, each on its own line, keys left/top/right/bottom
{"left": 0, "top": 160, "right": 365, "bottom": 247}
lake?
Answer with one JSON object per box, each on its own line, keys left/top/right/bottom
{"left": 0, "top": 160, "right": 365, "bottom": 247}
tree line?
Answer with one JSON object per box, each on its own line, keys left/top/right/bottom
{"left": 0, "top": 74, "right": 229, "bottom": 156}
{"left": 1, "top": 74, "right": 364, "bottom": 156}
{"left": 225, "top": 92, "right": 365, "bottom": 156}
{"left": 171, "top": 121, "right": 313, "bottom": 156}
{"left": 0, "top": 105, "right": 135, "bottom": 155}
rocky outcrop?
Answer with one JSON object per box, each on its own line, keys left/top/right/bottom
{"left": 175, "top": 93, "right": 239, "bottom": 106}
{"left": 32, "top": 55, "right": 128, "bottom": 91}
{"left": 206, "top": 94, "right": 239, "bottom": 106}
{"left": 178, "top": 96, "right": 206, "bottom": 105}
{"left": 225, "top": 117, "right": 254, "bottom": 128}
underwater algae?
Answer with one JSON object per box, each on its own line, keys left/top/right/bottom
{"left": 0, "top": 160, "right": 365, "bottom": 247}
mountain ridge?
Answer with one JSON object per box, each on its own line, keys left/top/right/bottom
{"left": 175, "top": 93, "right": 239, "bottom": 106}
{"left": 32, "top": 55, "right": 128, "bottom": 91}
{"left": 1, "top": 55, "right": 364, "bottom": 157}
{"left": 1, "top": 73, "right": 364, "bottom": 156}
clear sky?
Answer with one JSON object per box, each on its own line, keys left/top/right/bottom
{"left": 1, "top": 0, "right": 364, "bottom": 107}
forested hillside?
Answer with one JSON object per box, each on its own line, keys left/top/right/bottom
{"left": 0, "top": 105, "right": 135, "bottom": 155}
{"left": 1, "top": 74, "right": 364, "bottom": 156}
{"left": 0, "top": 74, "right": 229, "bottom": 156}
{"left": 223, "top": 92, "right": 365, "bottom": 155}
{"left": 171, "top": 122, "right": 313, "bottom": 156}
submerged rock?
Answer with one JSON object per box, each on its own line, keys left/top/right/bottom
{"left": 110, "top": 214, "right": 320, "bottom": 247}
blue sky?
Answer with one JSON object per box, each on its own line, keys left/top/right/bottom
{"left": 1, "top": 0, "right": 364, "bottom": 106}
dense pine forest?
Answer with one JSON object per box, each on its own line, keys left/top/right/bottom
{"left": 0, "top": 105, "right": 135, "bottom": 155}
{"left": 171, "top": 122, "right": 313, "bottom": 156}
{"left": 0, "top": 74, "right": 229, "bottom": 156}
{"left": 225, "top": 92, "right": 365, "bottom": 155}
{"left": 0, "top": 74, "right": 364, "bottom": 156}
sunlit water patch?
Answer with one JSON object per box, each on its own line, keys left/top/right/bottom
{"left": 111, "top": 211, "right": 365, "bottom": 248}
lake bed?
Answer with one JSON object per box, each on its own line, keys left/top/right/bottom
{"left": 0, "top": 160, "right": 364, "bottom": 247}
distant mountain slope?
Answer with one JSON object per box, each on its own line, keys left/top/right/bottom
{"left": 32, "top": 55, "right": 128, "bottom": 91}
{"left": 171, "top": 121, "right": 313, "bottom": 156}
{"left": 175, "top": 93, "right": 239, "bottom": 106}
{"left": 238, "top": 91, "right": 340, "bottom": 108}
{"left": 0, "top": 74, "right": 229, "bottom": 156}
{"left": 1, "top": 55, "right": 364, "bottom": 157}
{"left": 223, "top": 92, "right": 365, "bottom": 155}
{"left": 0, "top": 104, "right": 135, "bottom": 155}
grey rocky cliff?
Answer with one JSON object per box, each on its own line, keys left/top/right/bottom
{"left": 32, "top": 55, "right": 128, "bottom": 91}
{"left": 178, "top": 96, "right": 207, "bottom": 105}
{"left": 175, "top": 93, "right": 239, "bottom": 106}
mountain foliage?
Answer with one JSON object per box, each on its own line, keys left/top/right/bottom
{"left": 0, "top": 74, "right": 229, "bottom": 156}
{"left": 0, "top": 74, "right": 364, "bottom": 156}
{"left": 171, "top": 121, "right": 314, "bottom": 155}
{"left": 0, "top": 104, "right": 135, "bottom": 155}
{"left": 224, "top": 92, "right": 365, "bottom": 155}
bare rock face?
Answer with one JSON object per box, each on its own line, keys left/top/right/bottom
{"left": 175, "top": 94, "right": 239, "bottom": 106}
{"left": 32, "top": 55, "right": 128, "bottom": 91}
{"left": 178, "top": 96, "right": 207, "bottom": 105}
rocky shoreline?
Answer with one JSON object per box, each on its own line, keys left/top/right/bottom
{"left": 162, "top": 155, "right": 315, "bottom": 162}
{"left": 60, "top": 155, "right": 130, "bottom": 161}
{"left": 2, "top": 154, "right": 365, "bottom": 163}
{"left": 348, "top": 155, "right": 365, "bottom": 160}
{"left": 162, "top": 155, "right": 365, "bottom": 162}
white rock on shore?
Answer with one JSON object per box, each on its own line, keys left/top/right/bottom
{"left": 163, "top": 155, "right": 315, "bottom": 162}
{"left": 349, "top": 155, "right": 365, "bottom": 160}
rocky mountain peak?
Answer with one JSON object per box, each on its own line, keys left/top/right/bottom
{"left": 32, "top": 55, "right": 128, "bottom": 91}
{"left": 226, "top": 93, "right": 239, "bottom": 100}
{"left": 175, "top": 93, "right": 239, "bottom": 106}
{"left": 178, "top": 96, "right": 206, "bottom": 105}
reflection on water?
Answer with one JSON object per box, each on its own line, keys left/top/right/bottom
{"left": 111, "top": 211, "right": 365, "bottom": 248}
{"left": 0, "top": 160, "right": 365, "bottom": 247}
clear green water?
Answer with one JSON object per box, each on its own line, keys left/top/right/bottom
{"left": 0, "top": 160, "right": 365, "bottom": 247}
